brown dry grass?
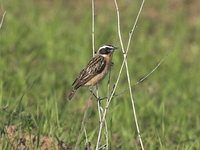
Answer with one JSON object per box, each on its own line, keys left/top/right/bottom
{"left": 1, "top": 126, "right": 70, "bottom": 150}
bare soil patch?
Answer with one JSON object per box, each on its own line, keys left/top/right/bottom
{"left": 0, "top": 126, "right": 70, "bottom": 150}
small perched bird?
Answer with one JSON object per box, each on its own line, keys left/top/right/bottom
{"left": 68, "top": 44, "right": 118, "bottom": 100}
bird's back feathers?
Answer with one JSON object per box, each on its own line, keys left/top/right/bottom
{"left": 72, "top": 55, "right": 106, "bottom": 89}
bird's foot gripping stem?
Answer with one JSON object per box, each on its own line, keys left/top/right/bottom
{"left": 89, "top": 87, "right": 107, "bottom": 103}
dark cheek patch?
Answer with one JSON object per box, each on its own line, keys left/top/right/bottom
{"left": 100, "top": 48, "right": 110, "bottom": 54}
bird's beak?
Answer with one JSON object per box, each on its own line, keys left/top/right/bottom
{"left": 113, "top": 46, "right": 118, "bottom": 50}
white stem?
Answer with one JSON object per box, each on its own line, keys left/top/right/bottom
{"left": 97, "top": 99, "right": 102, "bottom": 122}
{"left": 115, "top": 51, "right": 170, "bottom": 97}
{"left": 92, "top": 0, "right": 95, "bottom": 56}
{"left": 95, "top": 57, "right": 124, "bottom": 149}
{"left": 126, "top": 0, "right": 145, "bottom": 53}
{"left": 104, "top": 118, "right": 109, "bottom": 150}
{"left": 96, "top": 0, "right": 146, "bottom": 149}
{"left": 0, "top": 11, "right": 6, "bottom": 29}
{"left": 91, "top": 0, "right": 106, "bottom": 148}
{"left": 134, "top": 50, "right": 170, "bottom": 86}
{"left": 114, "top": 0, "right": 145, "bottom": 149}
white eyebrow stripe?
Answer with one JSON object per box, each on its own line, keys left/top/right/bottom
{"left": 99, "top": 45, "right": 113, "bottom": 50}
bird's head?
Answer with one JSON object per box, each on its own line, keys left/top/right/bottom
{"left": 97, "top": 44, "right": 118, "bottom": 56}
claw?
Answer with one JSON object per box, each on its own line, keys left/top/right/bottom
{"left": 97, "top": 97, "right": 107, "bottom": 102}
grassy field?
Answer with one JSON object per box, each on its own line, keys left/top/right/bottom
{"left": 1, "top": 0, "right": 200, "bottom": 149}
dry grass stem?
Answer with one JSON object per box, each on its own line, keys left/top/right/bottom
{"left": 114, "top": 0, "right": 145, "bottom": 149}
{"left": 91, "top": 0, "right": 102, "bottom": 124}
{"left": 0, "top": 11, "right": 6, "bottom": 29}
{"left": 92, "top": 0, "right": 95, "bottom": 56}
{"left": 115, "top": 51, "right": 170, "bottom": 97}
{"left": 84, "top": 125, "right": 88, "bottom": 144}
{"left": 104, "top": 118, "right": 109, "bottom": 150}
{"left": 134, "top": 50, "right": 170, "bottom": 86}
{"left": 90, "top": 1, "right": 108, "bottom": 148}
{"left": 96, "top": 0, "right": 146, "bottom": 149}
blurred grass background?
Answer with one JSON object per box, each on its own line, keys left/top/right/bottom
{"left": 0, "top": 0, "right": 200, "bottom": 149}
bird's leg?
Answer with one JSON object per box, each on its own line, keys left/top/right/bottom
{"left": 95, "top": 85, "right": 107, "bottom": 102}
{"left": 89, "top": 86, "right": 99, "bottom": 100}
{"left": 89, "top": 86, "right": 106, "bottom": 102}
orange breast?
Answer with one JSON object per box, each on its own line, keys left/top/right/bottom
{"left": 85, "top": 55, "right": 111, "bottom": 86}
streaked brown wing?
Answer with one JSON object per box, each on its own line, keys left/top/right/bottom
{"left": 71, "top": 69, "right": 84, "bottom": 86}
{"left": 73, "top": 55, "right": 106, "bottom": 89}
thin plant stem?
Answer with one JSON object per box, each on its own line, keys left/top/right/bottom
{"left": 134, "top": 50, "right": 170, "bottom": 86}
{"left": 92, "top": 0, "right": 95, "bottom": 56}
{"left": 115, "top": 50, "right": 171, "bottom": 97}
{"left": 91, "top": 1, "right": 106, "bottom": 147}
{"left": 0, "top": 11, "right": 6, "bottom": 29}
{"left": 91, "top": 0, "right": 102, "bottom": 127}
{"left": 103, "top": 68, "right": 112, "bottom": 149}
{"left": 97, "top": 99, "right": 102, "bottom": 122}
{"left": 104, "top": 116, "right": 109, "bottom": 150}
{"left": 95, "top": 62, "right": 124, "bottom": 149}
{"left": 126, "top": 0, "right": 145, "bottom": 53}
{"left": 95, "top": 53, "right": 125, "bottom": 149}
{"left": 114, "top": 0, "right": 145, "bottom": 149}
{"left": 96, "top": 0, "right": 146, "bottom": 149}
{"left": 107, "top": 67, "right": 112, "bottom": 99}
{"left": 99, "top": 103, "right": 109, "bottom": 150}
{"left": 84, "top": 125, "right": 88, "bottom": 144}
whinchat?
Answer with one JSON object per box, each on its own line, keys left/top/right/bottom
{"left": 68, "top": 44, "right": 118, "bottom": 100}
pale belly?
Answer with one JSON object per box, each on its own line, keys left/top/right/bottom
{"left": 85, "top": 55, "right": 111, "bottom": 86}
{"left": 84, "top": 69, "right": 109, "bottom": 86}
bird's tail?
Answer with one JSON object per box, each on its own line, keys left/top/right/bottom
{"left": 68, "top": 89, "right": 77, "bottom": 100}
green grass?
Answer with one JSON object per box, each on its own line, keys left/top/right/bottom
{"left": 1, "top": 0, "right": 200, "bottom": 149}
